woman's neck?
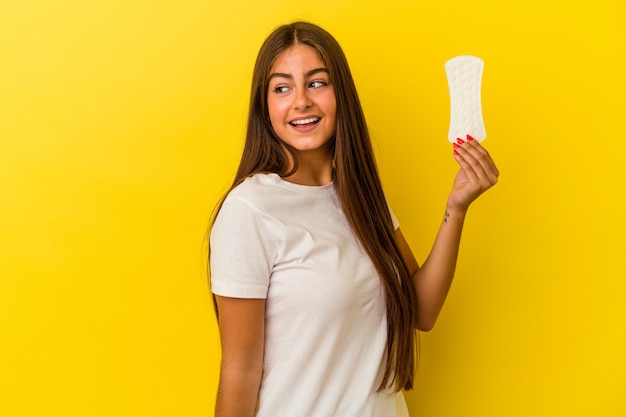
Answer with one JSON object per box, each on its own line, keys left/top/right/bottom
{"left": 282, "top": 150, "right": 334, "bottom": 186}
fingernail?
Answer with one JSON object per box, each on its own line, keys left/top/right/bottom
{"left": 453, "top": 143, "right": 460, "bottom": 149}
{"left": 454, "top": 150, "right": 459, "bottom": 156}
{"left": 457, "top": 138, "right": 465, "bottom": 145}
{"left": 467, "top": 134, "right": 474, "bottom": 141}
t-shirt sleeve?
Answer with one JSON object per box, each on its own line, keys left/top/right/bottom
{"left": 210, "top": 196, "right": 276, "bottom": 299}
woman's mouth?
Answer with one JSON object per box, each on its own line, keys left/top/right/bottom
{"left": 289, "top": 117, "right": 320, "bottom": 127}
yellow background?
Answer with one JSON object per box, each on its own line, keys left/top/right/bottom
{"left": 1, "top": 0, "right": 624, "bottom": 416}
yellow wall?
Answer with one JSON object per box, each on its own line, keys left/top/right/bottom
{"left": 1, "top": 0, "right": 624, "bottom": 416}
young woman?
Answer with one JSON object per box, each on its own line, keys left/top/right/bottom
{"left": 209, "top": 21, "right": 499, "bottom": 417}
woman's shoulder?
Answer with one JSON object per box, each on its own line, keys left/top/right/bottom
{"left": 223, "top": 172, "right": 335, "bottom": 216}
{"left": 222, "top": 173, "right": 288, "bottom": 212}
{"left": 227, "top": 173, "right": 281, "bottom": 199}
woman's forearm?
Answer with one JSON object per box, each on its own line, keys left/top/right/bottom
{"left": 215, "top": 366, "right": 262, "bottom": 417}
{"left": 412, "top": 206, "right": 466, "bottom": 331}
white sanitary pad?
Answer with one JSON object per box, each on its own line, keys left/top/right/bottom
{"left": 445, "top": 55, "right": 486, "bottom": 143}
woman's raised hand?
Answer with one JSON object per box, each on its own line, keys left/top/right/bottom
{"left": 447, "top": 135, "right": 499, "bottom": 212}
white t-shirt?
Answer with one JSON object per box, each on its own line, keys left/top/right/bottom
{"left": 211, "top": 173, "right": 408, "bottom": 417}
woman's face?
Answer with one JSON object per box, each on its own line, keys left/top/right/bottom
{"left": 267, "top": 44, "right": 337, "bottom": 157}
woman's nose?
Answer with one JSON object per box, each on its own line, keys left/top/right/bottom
{"left": 293, "top": 88, "right": 312, "bottom": 110}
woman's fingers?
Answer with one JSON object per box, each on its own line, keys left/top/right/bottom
{"left": 448, "top": 135, "right": 499, "bottom": 211}
{"left": 453, "top": 135, "right": 499, "bottom": 188}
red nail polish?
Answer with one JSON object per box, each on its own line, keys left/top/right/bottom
{"left": 457, "top": 138, "right": 465, "bottom": 145}
{"left": 467, "top": 134, "right": 474, "bottom": 141}
{"left": 453, "top": 143, "right": 460, "bottom": 149}
{"left": 454, "top": 149, "right": 459, "bottom": 156}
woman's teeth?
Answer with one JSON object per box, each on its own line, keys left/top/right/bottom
{"left": 290, "top": 117, "right": 320, "bottom": 126}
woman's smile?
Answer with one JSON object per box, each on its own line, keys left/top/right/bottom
{"left": 289, "top": 115, "right": 322, "bottom": 131}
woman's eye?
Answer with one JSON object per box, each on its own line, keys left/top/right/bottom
{"left": 309, "top": 80, "right": 327, "bottom": 88}
{"left": 273, "top": 85, "right": 290, "bottom": 94}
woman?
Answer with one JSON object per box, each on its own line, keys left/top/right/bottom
{"left": 209, "top": 21, "right": 499, "bottom": 417}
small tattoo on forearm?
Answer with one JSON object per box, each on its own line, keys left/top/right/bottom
{"left": 444, "top": 211, "right": 450, "bottom": 224}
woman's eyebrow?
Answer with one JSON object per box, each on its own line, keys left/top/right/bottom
{"left": 269, "top": 68, "right": 329, "bottom": 81}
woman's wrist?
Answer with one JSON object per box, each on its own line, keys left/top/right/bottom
{"left": 443, "top": 205, "right": 468, "bottom": 224}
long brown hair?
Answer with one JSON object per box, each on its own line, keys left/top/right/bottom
{"left": 211, "top": 21, "right": 418, "bottom": 392}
